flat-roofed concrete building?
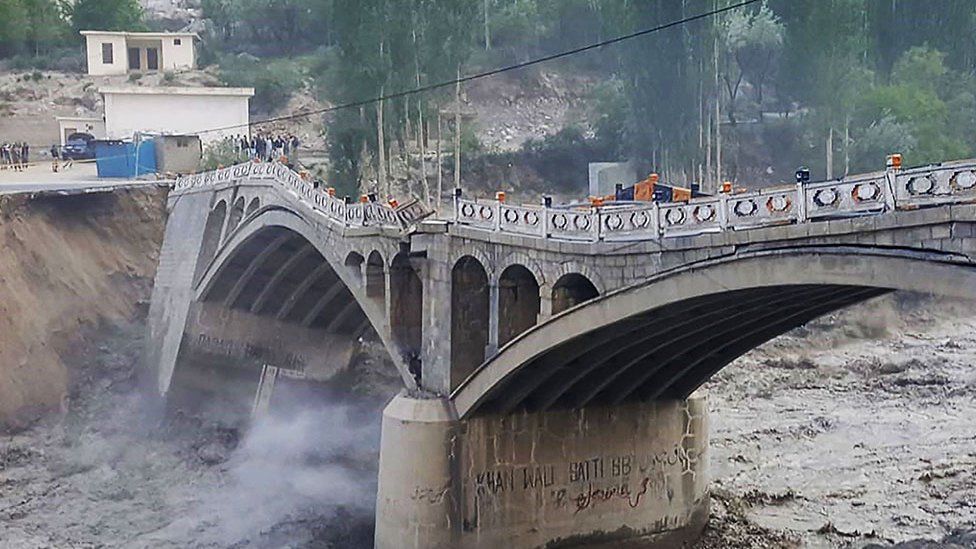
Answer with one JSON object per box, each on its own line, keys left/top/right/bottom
{"left": 100, "top": 86, "right": 254, "bottom": 145}
{"left": 81, "top": 31, "right": 197, "bottom": 76}
{"left": 55, "top": 116, "right": 106, "bottom": 146}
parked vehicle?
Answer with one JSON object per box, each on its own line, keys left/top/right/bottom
{"left": 61, "top": 132, "right": 95, "bottom": 160}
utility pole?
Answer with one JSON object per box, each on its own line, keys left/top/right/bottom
{"left": 378, "top": 85, "right": 387, "bottom": 198}
{"left": 436, "top": 112, "right": 443, "bottom": 212}
{"left": 484, "top": 0, "right": 491, "bottom": 51}
{"left": 454, "top": 66, "right": 462, "bottom": 196}
{"left": 714, "top": 35, "right": 722, "bottom": 191}
{"left": 706, "top": 111, "right": 712, "bottom": 192}
{"left": 418, "top": 110, "right": 429, "bottom": 204}
{"left": 844, "top": 115, "right": 850, "bottom": 176}
{"left": 413, "top": 27, "right": 430, "bottom": 204}
{"left": 826, "top": 126, "right": 834, "bottom": 180}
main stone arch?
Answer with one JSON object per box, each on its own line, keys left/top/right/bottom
{"left": 161, "top": 207, "right": 416, "bottom": 415}
{"left": 452, "top": 247, "right": 976, "bottom": 418}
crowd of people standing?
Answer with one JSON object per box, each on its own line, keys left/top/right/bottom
{"left": 235, "top": 133, "right": 300, "bottom": 162}
{"left": 1, "top": 142, "right": 30, "bottom": 171}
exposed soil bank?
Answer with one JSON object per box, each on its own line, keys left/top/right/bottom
{"left": 0, "top": 188, "right": 167, "bottom": 429}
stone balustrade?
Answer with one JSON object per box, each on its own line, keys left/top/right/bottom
{"left": 455, "top": 160, "right": 976, "bottom": 242}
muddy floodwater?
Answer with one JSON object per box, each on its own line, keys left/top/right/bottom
{"left": 1, "top": 295, "right": 974, "bottom": 548}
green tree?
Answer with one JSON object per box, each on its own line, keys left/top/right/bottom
{"left": 324, "top": 0, "right": 477, "bottom": 190}
{"left": 24, "top": 0, "right": 69, "bottom": 56}
{"left": 69, "top": 0, "right": 145, "bottom": 35}
{"left": 0, "top": 0, "right": 29, "bottom": 57}
{"left": 720, "top": 2, "right": 783, "bottom": 118}
{"left": 869, "top": 0, "right": 976, "bottom": 74}
{"left": 598, "top": 1, "right": 706, "bottom": 174}
{"left": 853, "top": 47, "right": 972, "bottom": 169}
{"left": 202, "top": 0, "right": 335, "bottom": 56}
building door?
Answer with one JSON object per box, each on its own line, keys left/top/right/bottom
{"left": 146, "top": 48, "right": 159, "bottom": 71}
{"left": 128, "top": 48, "right": 140, "bottom": 70}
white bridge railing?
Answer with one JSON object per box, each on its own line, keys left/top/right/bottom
{"left": 455, "top": 160, "right": 976, "bottom": 242}
{"left": 175, "top": 161, "right": 431, "bottom": 230}
{"left": 176, "top": 159, "right": 976, "bottom": 241}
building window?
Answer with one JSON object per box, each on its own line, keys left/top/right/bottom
{"left": 174, "top": 38, "right": 182, "bottom": 46}
{"left": 177, "top": 138, "right": 189, "bottom": 148}
{"left": 102, "top": 43, "right": 114, "bottom": 64}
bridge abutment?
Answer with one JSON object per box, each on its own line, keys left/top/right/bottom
{"left": 375, "top": 393, "right": 709, "bottom": 548}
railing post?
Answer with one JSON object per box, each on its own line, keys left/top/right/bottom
{"left": 653, "top": 201, "right": 662, "bottom": 238}
{"left": 494, "top": 200, "right": 502, "bottom": 232}
{"left": 718, "top": 194, "right": 729, "bottom": 230}
{"left": 541, "top": 196, "right": 551, "bottom": 239}
{"left": 453, "top": 188, "right": 461, "bottom": 223}
{"left": 884, "top": 169, "right": 898, "bottom": 211}
{"left": 795, "top": 182, "right": 807, "bottom": 223}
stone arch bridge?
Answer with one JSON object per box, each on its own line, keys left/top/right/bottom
{"left": 145, "top": 159, "right": 976, "bottom": 548}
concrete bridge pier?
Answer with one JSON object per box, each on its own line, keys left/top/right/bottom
{"left": 375, "top": 393, "right": 710, "bottom": 548}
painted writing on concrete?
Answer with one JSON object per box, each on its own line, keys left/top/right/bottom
{"left": 192, "top": 333, "right": 306, "bottom": 369}
{"left": 470, "top": 446, "right": 698, "bottom": 514}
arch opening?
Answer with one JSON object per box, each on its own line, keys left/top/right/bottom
{"left": 194, "top": 200, "right": 226, "bottom": 283}
{"left": 498, "top": 264, "right": 540, "bottom": 347}
{"left": 451, "top": 255, "right": 490, "bottom": 389}
{"left": 552, "top": 273, "right": 599, "bottom": 315}
{"left": 227, "top": 196, "right": 246, "bottom": 232}
{"left": 345, "top": 252, "right": 365, "bottom": 284}
{"left": 366, "top": 251, "right": 386, "bottom": 304}
{"left": 178, "top": 225, "right": 391, "bottom": 419}
{"left": 474, "top": 284, "right": 886, "bottom": 417}
{"left": 245, "top": 197, "right": 261, "bottom": 217}
{"left": 390, "top": 252, "right": 423, "bottom": 380}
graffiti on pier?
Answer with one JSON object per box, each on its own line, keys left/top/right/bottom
{"left": 468, "top": 445, "right": 698, "bottom": 516}
{"left": 192, "top": 333, "right": 307, "bottom": 369}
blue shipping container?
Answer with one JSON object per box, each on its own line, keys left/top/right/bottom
{"left": 93, "top": 139, "right": 156, "bottom": 178}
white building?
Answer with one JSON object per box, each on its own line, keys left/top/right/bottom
{"left": 81, "top": 31, "right": 197, "bottom": 76}
{"left": 55, "top": 116, "right": 106, "bottom": 146}
{"left": 101, "top": 87, "right": 254, "bottom": 145}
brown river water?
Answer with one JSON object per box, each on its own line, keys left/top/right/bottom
{"left": 1, "top": 294, "right": 974, "bottom": 548}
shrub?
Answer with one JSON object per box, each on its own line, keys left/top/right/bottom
{"left": 201, "top": 137, "right": 246, "bottom": 170}
{"left": 7, "top": 48, "right": 85, "bottom": 72}
{"left": 217, "top": 54, "right": 304, "bottom": 113}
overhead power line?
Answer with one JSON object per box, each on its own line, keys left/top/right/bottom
{"left": 3, "top": 0, "right": 758, "bottom": 146}
{"left": 198, "top": 0, "right": 760, "bottom": 135}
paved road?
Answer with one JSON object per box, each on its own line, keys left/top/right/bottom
{"left": 0, "top": 179, "right": 168, "bottom": 196}
{"left": 0, "top": 162, "right": 173, "bottom": 196}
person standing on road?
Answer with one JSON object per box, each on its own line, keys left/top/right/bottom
{"left": 11, "top": 142, "right": 21, "bottom": 172}
{"left": 21, "top": 142, "right": 29, "bottom": 170}
{"left": 50, "top": 144, "right": 60, "bottom": 172}
{"left": 290, "top": 134, "right": 300, "bottom": 164}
